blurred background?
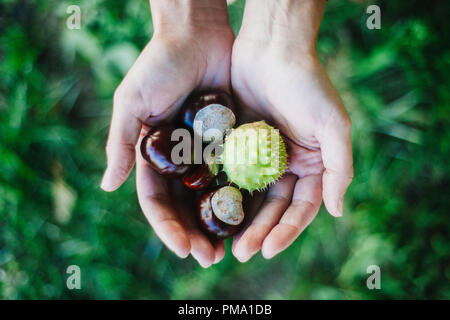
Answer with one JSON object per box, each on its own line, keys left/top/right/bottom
{"left": 0, "top": 0, "right": 449, "bottom": 299}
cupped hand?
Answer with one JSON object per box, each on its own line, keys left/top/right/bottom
{"left": 230, "top": 36, "right": 353, "bottom": 262}
{"left": 101, "top": 24, "right": 234, "bottom": 267}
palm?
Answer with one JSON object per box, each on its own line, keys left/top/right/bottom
{"left": 230, "top": 39, "right": 352, "bottom": 261}
{"left": 117, "top": 30, "right": 233, "bottom": 125}
{"left": 231, "top": 46, "right": 326, "bottom": 179}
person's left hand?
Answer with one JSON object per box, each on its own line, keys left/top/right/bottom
{"left": 229, "top": 0, "right": 353, "bottom": 262}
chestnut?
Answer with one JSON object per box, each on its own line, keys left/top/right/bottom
{"left": 179, "top": 90, "right": 236, "bottom": 130}
{"left": 197, "top": 186, "right": 245, "bottom": 239}
{"left": 140, "top": 124, "right": 192, "bottom": 178}
{"left": 182, "top": 162, "right": 219, "bottom": 190}
{"left": 193, "top": 104, "right": 236, "bottom": 143}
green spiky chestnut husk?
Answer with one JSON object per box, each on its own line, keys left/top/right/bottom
{"left": 222, "top": 121, "right": 287, "bottom": 192}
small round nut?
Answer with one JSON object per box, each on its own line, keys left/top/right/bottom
{"left": 193, "top": 104, "right": 236, "bottom": 142}
{"left": 140, "top": 124, "right": 192, "bottom": 178}
{"left": 211, "top": 186, "right": 244, "bottom": 225}
{"left": 178, "top": 90, "right": 235, "bottom": 130}
{"left": 197, "top": 186, "right": 245, "bottom": 239}
{"left": 181, "top": 162, "right": 219, "bottom": 190}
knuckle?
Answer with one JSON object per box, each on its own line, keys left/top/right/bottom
{"left": 114, "top": 161, "right": 133, "bottom": 182}
{"left": 113, "top": 86, "right": 124, "bottom": 105}
{"left": 324, "top": 108, "right": 352, "bottom": 138}
{"left": 341, "top": 113, "right": 352, "bottom": 133}
{"left": 105, "top": 140, "right": 136, "bottom": 160}
{"left": 113, "top": 87, "right": 131, "bottom": 113}
{"left": 265, "top": 194, "right": 290, "bottom": 205}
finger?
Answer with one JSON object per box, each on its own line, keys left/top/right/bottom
{"left": 213, "top": 240, "right": 226, "bottom": 264}
{"left": 231, "top": 189, "right": 266, "bottom": 254}
{"left": 318, "top": 112, "right": 353, "bottom": 217}
{"left": 181, "top": 219, "right": 216, "bottom": 269}
{"left": 232, "top": 174, "right": 297, "bottom": 262}
{"left": 172, "top": 199, "right": 216, "bottom": 268}
{"left": 101, "top": 90, "right": 144, "bottom": 192}
{"left": 262, "top": 174, "right": 322, "bottom": 259}
{"left": 188, "top": 231, "right": 216, "bottom": 268}
{"left": 136, "top": 135, "right": 191, "bottom": 258}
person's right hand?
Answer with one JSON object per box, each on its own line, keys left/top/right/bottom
{"left": 100, "top": 0, "right": 234, "bottom": 268}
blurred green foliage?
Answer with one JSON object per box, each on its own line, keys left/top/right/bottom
{"left": 0, "top": 0, "right": 449, "bottom": 299}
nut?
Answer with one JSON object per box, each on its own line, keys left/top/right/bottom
{"left": 193, "top": 104, "right": 236, "bottom": 142}
{"left": 140, "top": 124, "right": 192, "bottom": 177}
{"left": 179, "top": 90, "right": 236, "bottom": 130}
{"left": 197, "top": 186, "right": 245, "bottom": 239}
{"left": 222, "top": 121, "right": 287, "bottom": 192}
{"left": 181, "top": 162, "right": 219, "bottom": 190}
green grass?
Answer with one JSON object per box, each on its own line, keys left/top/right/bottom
{"left": 0, "top": 0, "right": 449, "bottom": 299}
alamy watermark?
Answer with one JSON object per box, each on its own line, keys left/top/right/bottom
{"left": 66, "top": 5, "right": 81, "bottom": 30}
{"left": 66, "top": 265, "right": 81, "bottom": 290}
{"left": 366, "top": 5, "right": 381, "bottom": 30}
{"left": 366, "top": 265, "right": 381, "bottom": 290}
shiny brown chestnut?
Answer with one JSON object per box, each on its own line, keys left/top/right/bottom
{"left": 197, "top": 186, "right": 245, "bottom": 239}
{"left": 140, "top": 124, "right": 192, "bottom": 178}
{"left": 182, "top": 162, "right": 219, "bottom": 190}
{"left": 179, "top": 90, "right": 236, "bottom": 130}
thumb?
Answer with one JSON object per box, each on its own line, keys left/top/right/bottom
{"left": 318, "top": 112, "right": 353, "bottom": 217}
{"left": 101, "top": 92, "right": 143, "bottom": 192}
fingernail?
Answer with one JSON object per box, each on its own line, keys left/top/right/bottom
{"left": 235, "top": 254, "right": 250, "bottom": 263}
{"left": 336, "top": 198, "right": 344, "bottom": 217}
{"left": 198, "top": 259, "right": 213, "bottom": 268}
{"left": 234, "top": 242, "right": 253, "bottom": 263}
{"left": 213, "top": 253, "right": 224, "bottom": 264}
{"left": 261, "top": 240, "right": 280, "bottom": 259}
{"left": 262, "top": 250, "right": 276, "bottom": 260}
{"left": 100, "top": 168, "right": 113, "bottom": 191}
{"left": 192, "top": 253, "right": 213, "bottom": 268}
{"left": 177, "top": 249, "right": 190, "bottom": 259}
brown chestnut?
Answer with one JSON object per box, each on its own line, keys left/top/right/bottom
{"left": 179, "top": 90, "right": 236, "bottom": 130}
{"left": 182, "top": 162, "right": 219, "bottom": 190}
{"left": 197, "top": 186, "right": 245, "bottom": 239}
{"left": 140, "top": 124, "right": 192, "bottom": 178}
{"left": 193, "top": 104, "right": 236, "bottom": 143}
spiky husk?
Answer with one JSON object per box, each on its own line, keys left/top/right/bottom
{"left": 222, "top": 121, "right": 287, "bottom": 192}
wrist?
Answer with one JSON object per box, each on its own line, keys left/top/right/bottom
{"left": 238, "top": 0, "right": 326, "bottom": 54}
{"left": 150, "top": 0, "right": 231, "bottom": 35}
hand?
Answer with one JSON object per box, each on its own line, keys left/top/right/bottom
{"left": 101, "top": 0, "right": 234, "bottom": 267}
{"left": 230, "top": 0, "right": 353, "bottom": 261}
